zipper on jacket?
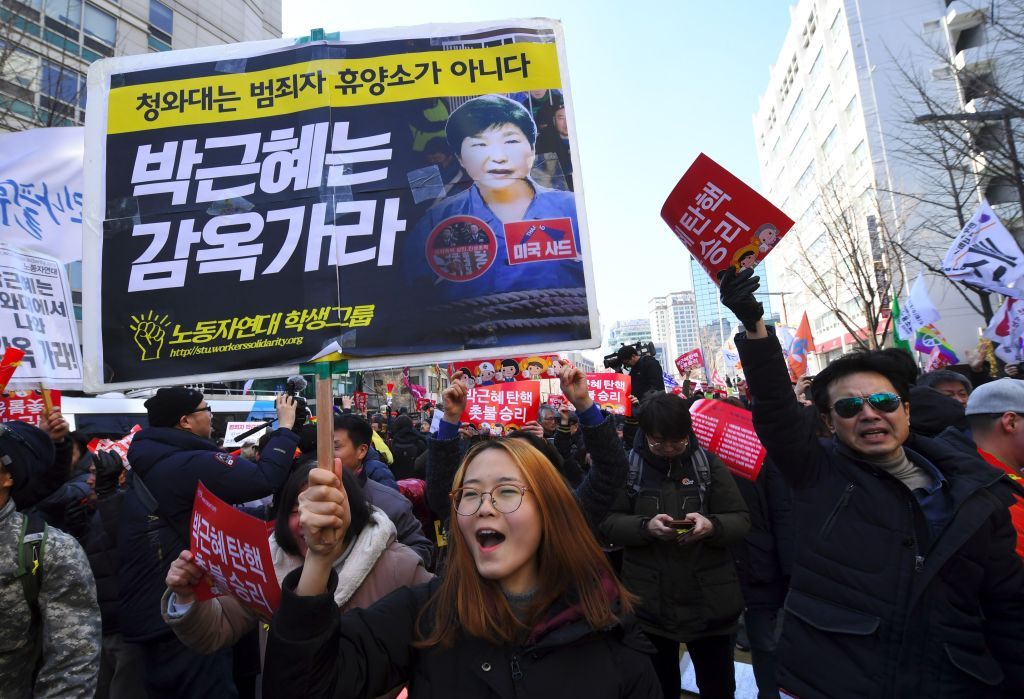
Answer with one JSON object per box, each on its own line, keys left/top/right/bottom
{"left": 819, "top": 484, "right": 854, "bottom": 539}
{"left": 907, "top": 499, "right": 925, "bottom": 573}
{"left": 510, "top": 654, "right": 523, "bottom": 681}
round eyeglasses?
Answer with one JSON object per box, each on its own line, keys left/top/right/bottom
{"left": 450, "top": 484, "right": 530, "bottom": 516}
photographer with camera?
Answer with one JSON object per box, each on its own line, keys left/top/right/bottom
{"left": 616, "top": 344, "right": 665, "bottom": 404}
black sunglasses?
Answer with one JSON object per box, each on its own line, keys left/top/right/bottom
{"left": 831, "top": 392, "right": 902, "bottom": 418}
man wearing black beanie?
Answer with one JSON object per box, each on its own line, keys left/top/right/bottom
{"left": 119, "top": 388, "right": 298, "bottom": 698}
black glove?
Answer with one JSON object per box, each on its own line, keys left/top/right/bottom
{"left": 719, "top": 266, "right": 764, "bottom": 331}
{"left": 63, "top": 500, "right": 92, "bottom": 539}
{"left": 93, "top": 450, "right": 124, "bottom": 499}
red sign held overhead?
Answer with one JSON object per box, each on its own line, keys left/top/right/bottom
{"left": 689, "top": 398, "right": 766, "bottom": 481}
{"left": 352, "top": 391, "right": 368, "bottom": 413}
{"left": 584, "top": 372, "right": 632, "bottom": 416}
{"left": 675, "top": 349, "right": 705, "bottom": 374}
{"left": 661, "top": 153, "right": 794, "bottom": 285}
{"left": 190, "top": 482, "right": 281, "bottom": 620}
{"left": 461, "top": 380, "right": 540, "bottom": 430}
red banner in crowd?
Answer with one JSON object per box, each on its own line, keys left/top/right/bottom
{"left": 661, "top": 153, "right": 794, "bottom": 284}
{"left": 585, "top": 373, "right": 632, "bottom": 416}
{"left": 449, "top": 354, "right": 565, "bottom": 384}
{"left": 190, "top": 482, "right": 280, "bottom": 619}
{"left": 546, "top": 394, "right": 571, "bottom": 412}
{"left": 675, "top": 349, "right": 705, "bottom": 374}
{"left": 689, "top": 398, "right": 765, "bottom": 481}
{"left": 0, "top": 389, "right": 61, "bottom": 427}
{"left": 87, "top": 424, "right": 141, "bottom": 466}
{"left": 352, "top": 391, "right": 368, "bottom": 413}
{"left": 461, "top": 380, "right": 540, "bottom": 429}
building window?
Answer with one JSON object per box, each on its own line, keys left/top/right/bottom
{"left": 821, "top": 125, "right": 839, "bottom": 158}
{"left": 150, "top": 0, "right": 173, "bottom": 40}
{"left": 815, "top": 85, "right": 833, "bottom": 115}
{"left": 844, "top": 95, "right": 859, "bottom": 126}
{"left": 852, "top": 140, "right": 867, "bottom": 170}
{"left": 84, "top": 4, "right": 116, "bottom": 47}
{"left": 45, "top": 0, "right": 82, "bottom": 30}
{"left": 985, "top": 176, "right": 1019, "bottom": 205}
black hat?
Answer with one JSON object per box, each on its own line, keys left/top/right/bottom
{"left": 145, "top": 387, "right": 204, "bottom": 428}
{"left": 0, "top": 421, "right": 56, "bottom": 509}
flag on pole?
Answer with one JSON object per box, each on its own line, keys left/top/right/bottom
{"left": 896, "top": 275, "right": 940, "bottom": 341}
{"left": 984, "top": 297, "right": 1024, "bottom": 364}
{"left": 787, "top": 312, "right": 815, "bottom": 380}
{"left": 925, "top": 345, "right": 958, "bottom": 372}
{"left": 890, "top": 296, "right": 911, "bottom": 352}
{"left": 914, "top": 324, "right": 958, "bottom": 363}
{"left": 662, "top": 372, "right": 679, "bottom": 389}
{"left": 942, "top": 199, "right": 1024, "bottom": 298}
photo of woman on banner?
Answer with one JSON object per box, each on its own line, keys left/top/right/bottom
{"left": 402, "top": 93, "right": 587, "bottom": 349}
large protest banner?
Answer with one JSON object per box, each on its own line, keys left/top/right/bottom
{"left": 461, "top": 379, "right": 540, "bottom": 429}
{"left": 0, "top": 245, "right": 82, "bottom": 389}
{"left": 449, "top": 353, "right": 564, "bottom": 384}
{"left": 83, "top": 19, "right": 597, "bottom": 391}
{"left": 689, "top": 398, "right": 765, "bottom": 481}
{"left": 585, "top": 372, "right": 631, "bottom": 416}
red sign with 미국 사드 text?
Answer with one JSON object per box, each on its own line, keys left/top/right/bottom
{"left": 689, "top": 398, "right": 766, "bottom": 481}
{"left": 504, "top": 218, "right": 578, "bottom": 265}
{"left": 661, "top": 153, "right": 794, "bottom": 285}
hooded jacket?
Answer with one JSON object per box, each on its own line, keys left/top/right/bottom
{"left": 736, "top": 328, "right": 1024, "bottom": 699}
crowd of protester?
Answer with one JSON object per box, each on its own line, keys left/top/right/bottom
{"left": 2, "top": 269, "right": 1024, "bottom": 698}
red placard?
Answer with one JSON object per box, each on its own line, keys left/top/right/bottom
{"left": 190, "top": 482, "right": 281, "bottom": 619}
{"left": 661, "top": 153, "right": 794, "bottom": 284}
{"left": 689, "top": 398, "right": 765, "bottom": 481}
{"left": 675, "top": 349, "right": 705, "bottom": 374}
{"left": 461, "top": 380, "right": 540, "bottom": 429}
{"left": 88, "top": 424, "right": 141, "bottom": 467}
{"left": 546, "top": 394, "right": 572, "bottom": 412}
{"left": 448, "top": 354, "right": 565, "bottom": 384}
{"left": 504, "top": 218, "right": 578, "bottom": 265}
{"left": 0, "top": 389, "right": 61, "bottom": 427}
{"left": 585, "top": 372, "right": 632, "bottom": 416}
{"left": 0, "top": 348, "right": 25, "bottom": 393}
{"left": 352, "top": 391, "right": 368, "bottom": 413}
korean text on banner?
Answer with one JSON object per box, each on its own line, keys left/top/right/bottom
{"left": 449, "top": 354, "right": 564, "bottom": 384}
{"left": 83, "top": 19, "right": 600, "bottom": 392}
{"left": 0, "top": 389, "right": 61, "bottom": 428}
{"left": 689, "top": 398, "right": 765, "bottom": 481}
{"left": 352, "top": 391, "right": 368, "bottom": 413}
{"left": 585, "top": 372, "right": 631, "bottom": 416}
{"left": 461, "top": 380, "right": 540, "bottom": 429}
{"left": 223, "top": 421, "right": 270, "bottom": 448}
{"left": 0, "top": 245, "right": 82, "bottom": 389}
{"left": 0, "top": 127, "right": 84, "bottom": 263}
{"left": 942, "top": 199, "right": 1024, "bottom": 298}
{"left": 190, "top": 481, "right": 280, "bottom": 619}
{"left": 896, "top": 275, "right": 940, "bottom": 342}
{"left": 675, "top": 349, "right": 704, "bottom": 374}
{"left": 661, "top": 153, "right": 794, "bottom": 285}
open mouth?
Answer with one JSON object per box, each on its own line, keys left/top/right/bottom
{"left": 476, "top": 529, "right": 506, "bottom": 551}
{"left": 860, "top": 428, "right": 888, "bottom": 440}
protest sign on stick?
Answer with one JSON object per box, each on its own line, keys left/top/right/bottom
{"left": 190, "top": 482, "right": 280, "bottom": 619}
{"left": 661, "top": 153, "right": 793, "bottom": 285}
{"left": 461, "top": 380, "right": 540, "bottom": 429}
{"left": 584, "top": 372, "right": 632, "bottom": 416}
{"left": 675, "top": 349, "right": 705, "bottom": 375}
{"left": 689, "top": 398, "right": 766, "bottom": 481}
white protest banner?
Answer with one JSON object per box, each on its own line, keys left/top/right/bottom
{"left": 0, "top": 128, "right": 84, "bottom": 263}
{"left": 896, "top": 275, "right": 940, "bottom": 341}
{"left": 942, "top": 199, "right": 1024, "bottom": 298}
{"left": 984, "top": 297, "right": 1024, "bottom": 364}
{"left": 0, "top": 245, "right": 82, "bottom": 389}
{"left": 223, "top": 421, "right": 270, "bottom": 448}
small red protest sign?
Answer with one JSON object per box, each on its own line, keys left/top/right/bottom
{"left": 661, "top": 153, "right": 793, "bottom": 284}
{"left": 88, "top": 424, "right": 141, "bottom": 466}
{"left": 0, "top": 348, "right": 26, "bottom": 394}
{"left": 689, "top": 398, "right": 765, "bottom": 481}
{"left": 352, "top": 391, "right": 368, "bottom": 413}
{"left": 585, "top": 372, "right": 632, "bottom": 416}
{"left": 190, "top": 482, "right": 280, "bottom": 619}
{"left": 546, "top": 394, "right": 572, "bottom": 412}
{"left": 675, "top": 349, "right": 705, "bottom": 374}
{"left": 0, "top": 389, "right": 61, "bottom": 427}
{"left": 461, "top": 380, "right": 540, "bottom": 429}
{"left": 504, "top": 219, "right": 578, "bottom": 265}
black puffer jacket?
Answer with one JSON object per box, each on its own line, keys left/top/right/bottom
{"left": 82, "top": 492, "right": 124, "bottom": 634}
{"left": 389, "top": 426, "right": 428, "bottom": 481}
{"left": 264, "top": 572, "right": 660, "bottom": 699}
{"left": 628, "top": 355, "right": 664, "bottom": 402}
{"left": 737, "top": 328, "right": 1024, "bottom": 699}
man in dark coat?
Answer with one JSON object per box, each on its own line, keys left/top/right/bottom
{"left": 618, "top": 345, "right": 665, "bottom": 403}
{"left": 119, "top": 387, "right": 298, "bottom": 698}
{"left": 722, "top": 267, "right": 1024, "bottom": 699}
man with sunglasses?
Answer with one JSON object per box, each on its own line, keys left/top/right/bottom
{"left": 721, "top": 267, "right": 1024, "bottom": 699}
{"left": 118, "top": 387, "right": 299, "bottom": 698}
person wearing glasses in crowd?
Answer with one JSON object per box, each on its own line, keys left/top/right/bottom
{"left": 600, "top": 391, "right": 750, "bottom": 699}
{"left": 261, "top": 416, "right": 660, "bottom": 697}
{"left": 118, "top": 387, "right": 300, "bottom": 698}
{"left": 721, "top": 267, "right": 1024, "bottom": 699}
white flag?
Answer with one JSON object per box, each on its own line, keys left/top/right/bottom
{"left": 775, "top": 324, "right": 796, "bottom": 358}
{"left": 942, "top": 199, "right": 1024, "bottom": 297}
{"left": 896, "top": 275, "right": 940, "bottom": 341}
{"left": 984, "top": 297, "right": 1024, "bottom": 364}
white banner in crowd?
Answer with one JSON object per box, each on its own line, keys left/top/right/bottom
{"left": 984, "top": 297, "right": 1024, "bottom": 364}
{"left": 0, "top": 127, "right": 84, "bottom": 263}
{"left": 942, "top": 199, "right": 1024, "bottom": 298}
{"left": 0, "top": 244, "right": 83, "bottom": 389}
{"left": 896, "top": 274, "right": 940, "bottom": 341}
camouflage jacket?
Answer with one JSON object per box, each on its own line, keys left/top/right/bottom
{"left": 0, "top": 498, "right": 101, "bottom": 698}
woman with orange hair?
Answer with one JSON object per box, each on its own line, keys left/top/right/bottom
{"left": 262, "top": 434, "right": 659, "bottom": 697}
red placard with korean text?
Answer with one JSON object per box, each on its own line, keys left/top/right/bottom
{"left": 352, "top": 391, "right": 369, "bottom": 413}
{"left": 190, "top": 481, "right": 280, "bottom": 619}
{"left": 585, "top": 372, "right": 632, "bottom": 416}
{"left": 88, "top": 424, "right": 141, "bottom": 467}
{"left": 0, "top": 389, "right": 61, "bottom": 427}
{"left": 661, "top": 153, "right": 794, "bottom": 284}
{"left": 689, "top": 398, "right": 765, "bottom": 481}
{"left": 461, "top": 380, "right": 540, "bottom": 429}
{"left": 675, "top": 349, "right": 705, "bottom": 374}
{"left": 504, "top": 219, "right": 578, "bottom": 265}
{"left": 546, "top": 394, "right": 571, "bottom": 411}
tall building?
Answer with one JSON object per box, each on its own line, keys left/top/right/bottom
{"left": 0, "top": 0, "right": 282, "bottom": 132}
{"left": 753, "top": 0, "right": 1019, "bottom": 363}
{"left": 649, "top": 289, "right": 700, "bottom": 376}
{"left": 606, "top": 317, "right": 653, "bottom": 350}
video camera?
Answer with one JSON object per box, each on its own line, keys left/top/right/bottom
{"left": 286, "top": 375, "right": 312, "bottom": 432}
{"left": 603, "top": 340, "right": 658, "bottom": 372}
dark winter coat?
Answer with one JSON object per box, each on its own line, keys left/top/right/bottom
{"left": 737, "top": 328, "right": 1024, "bottom": 699}
{"left": 363, "top": 457, "right": 399, "bottom": 490}
{"left": 118, "top": 426, "right": 299, "bottom": 641}
{"left": 600, "top": 431, "right": 750, "bottom": 642}
{"left": 628, "top": 355, "right": 664, "bottom": 402}
{"left": 82, "top": 491, "right": 124, "bottom": 635}
{"left": 263, "top": 571, "right": 660, "bottom": 699}
{"left": 553, "top": 425, "right": 586, "bottom": 484}
{"left": 389, "top": 427, "right": 428, "bottom": 481}
{"left": 908, "top": 385, "right": 968, "bottom": 437}
{"left": 355, "top": 468, "right": 433, "bottom": 567}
